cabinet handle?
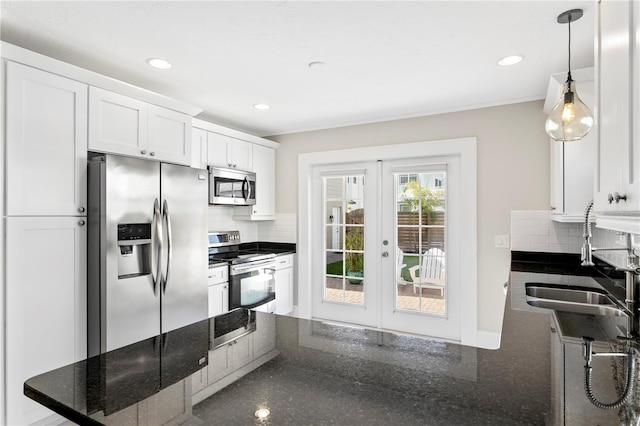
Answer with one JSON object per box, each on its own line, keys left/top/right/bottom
{"left": 78, "top": 220, "right": 86, "bottom": 226}
{"left": 78, "top": 206, "right": 86, "bottom": 213}
{"left": 141, "top": 150, "right": 147, "bottom": 155}
{"left": 150, "top": 152, "right": 156, "bottom": 157}
{"left": 608, "top": 192, "right": 628, "bottom": 204}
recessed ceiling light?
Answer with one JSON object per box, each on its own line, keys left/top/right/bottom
{"left": 497, "top": 55, "right": 524, "bottom": 66}
{"left": 254, "top": 408, "right": 270, "bottom": 419}
{"left": 146, "top": 58, "right": 172, "bottom": 70}
{"left": 253, "top": 103, "right": 270, "bottom": 110}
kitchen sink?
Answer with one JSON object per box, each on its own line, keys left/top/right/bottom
{"left": 525, "top": 283, "right": 630, "bottom": 317}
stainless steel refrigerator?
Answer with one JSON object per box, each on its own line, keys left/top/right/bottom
{"left": 88, "top": 154, "right": 208, "bottom": 356}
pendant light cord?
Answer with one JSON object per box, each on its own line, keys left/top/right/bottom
{"left": 567, "top": 18, "right": 573, "bottom": 82}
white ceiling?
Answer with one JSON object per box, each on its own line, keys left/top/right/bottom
{"left": 0, "top": 1, "right": 595, "bottom": 137}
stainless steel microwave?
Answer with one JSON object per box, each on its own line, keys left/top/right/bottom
{"left": 208, "top": 167, "right": 256, "bottom": 206}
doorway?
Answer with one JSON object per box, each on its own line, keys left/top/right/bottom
{"left": 298, "top": 138, "right": 477, "bottom": 345}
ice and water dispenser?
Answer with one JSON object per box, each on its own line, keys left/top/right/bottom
{"left": 117, "top": 223, "right": 152, "bottom": 278}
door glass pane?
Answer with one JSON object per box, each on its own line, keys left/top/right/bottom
{"left": 323, "top": 175, "right": 365, "bottom": 305}
{"left": 395, "top": 171, "right": 446, "bottom": 315}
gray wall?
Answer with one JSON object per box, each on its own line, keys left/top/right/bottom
{"left": 270, "top": 100, "right": 550, "bottom": 333}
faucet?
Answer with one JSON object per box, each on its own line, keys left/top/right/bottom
{"left": 580, "top": 200, "right": 640, "bottom": 411}
{"left": 581, "top": 200, "right": 640, "bottom": 320}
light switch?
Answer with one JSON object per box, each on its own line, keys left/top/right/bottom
{"left": 495, "top": 235, "right": 510, "bottom": 249}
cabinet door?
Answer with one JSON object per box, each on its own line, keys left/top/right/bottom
{"left": 207, "top": 345, "right": 232, "bottom": 384}
{"left": 252, "top": 144, "right": 275, "bottom": 218}
{"left": 208, "top": 282, "right": 229, "bottom": 318}
{"left": 148, "top": 105, "right": 192, "bottom": 165}
{"left": 207, "top": 132, "right": 231, "bottom": 168}
{"left": 88, "top": 86, "right": 148, "bottom": 158}
{"left": 564, "top": 341, "right": 619, "bottom": 425}
{"left": 595, "top": 0, "right": 638, "bottom": 212}
{"left": 253, "top": 313, "right": 276, "bottom": 359}
{"left": 230, "top": 138, "right": 253, "bottom": 171}
{"left": 6, "top": 62, "right": 88, "bottom": 216}
{"left": 233, "top": 144, "right": 276, "bottom": 221}
{"left": 5, "top": 217, "right": 87, "bottom": 425}
{"left": 275, "top": 267, "right": 294, "bottom": 315}
{"left": 191, "top": 127, "right": 209, "bottom": 169}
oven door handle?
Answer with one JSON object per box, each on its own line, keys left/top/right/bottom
{"left": 232, "top": 261, "right": 276, "bottom": 273}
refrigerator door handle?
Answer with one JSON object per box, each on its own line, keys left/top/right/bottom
{"left": 152, "top": 198, "right": 163, "bottom": 296}
{"left": 161, "top": 199, "right": 173, "bottom": 294}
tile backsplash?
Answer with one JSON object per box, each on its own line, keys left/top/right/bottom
{"left": 511, "top": 210, "right": 640, "bottom": 269}
{"left": 208, "top": 206, "right": 297, "bottom": 244}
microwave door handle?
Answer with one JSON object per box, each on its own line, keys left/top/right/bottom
{"left": 152, "top": 198, "right": 162, "bottom": 297}
{"left": 246, "top": 177, "right": 253, "bottom": 201}
{"left": 162, "top": 199, "right": 173, "bottom": 294}
{"left": 242, "top": 177, "right": 249, "bottom": 201}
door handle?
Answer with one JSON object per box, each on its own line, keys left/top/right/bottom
{"left": 152, "top": 199, "right": 162, "bottom": 296}
{"left": 162, "top": 199, "right": 172, "bottom": 294}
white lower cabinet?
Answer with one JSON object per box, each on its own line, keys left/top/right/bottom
{"left": 207, "top": 334, "right": 253, "bottom": 384}
{"left": 192, "top": 313, "right": 277, "bottom": 399}
{"left": 5, "top": 216, "right": 87, "bottom": 425}
{"left": 208, "top": 265, "right": 229, "bottom": 317}
{"left": 275, "top": 254, "right": 295, "bottom": 315}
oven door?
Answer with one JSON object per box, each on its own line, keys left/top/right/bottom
{"left": 229, "top": 259, "right": 275, "bottom": 309}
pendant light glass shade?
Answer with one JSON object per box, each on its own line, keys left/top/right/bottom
{"left": 545, "top": 78, "right": 594, "bottom": 141}
{"left": 545, "top": 8, "right": 593, "bottom": 142}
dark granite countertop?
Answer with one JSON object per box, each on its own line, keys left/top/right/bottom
{"left": 238, "top": 242, "right": 296, "bottom": 256}
{"left": 25, "top": 251, "right": 636, "bottom": 425}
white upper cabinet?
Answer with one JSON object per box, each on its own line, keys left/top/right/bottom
{"left": 89, "top": 86, "right": 191, "bottom": 165}
{"left": 234, "top": 143, "right": 276, "bottom": 220}
{"left": 147, "top": 104, "right": 191, "bottom": 164}
{"left": 191, "top": 127, "right": 208, "bottom": 170}
{"left": 5, "top": 62, "right": 88, "bottom": 216}
{"left": 547, "top": 78, "right": 596, "bottom": 222}
{"left": 207, "top": 132, "right": 253, "bottom": 171}
{"left": 594, "top": 0, "right": 640, "bottom": 218}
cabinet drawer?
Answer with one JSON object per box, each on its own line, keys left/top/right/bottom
{"left": 275, "top": 254, "right": 293, "bottom": 270}
{"left": 208, "top": 265, "right": 228, "bottom": 285}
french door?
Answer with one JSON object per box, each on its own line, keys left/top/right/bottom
{"left": 311, "top": 156, "right": 461, "bottom": 342}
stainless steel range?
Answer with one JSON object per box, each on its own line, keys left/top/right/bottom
{"left": 208, "top": 231, "right": 276, "bottom": 312}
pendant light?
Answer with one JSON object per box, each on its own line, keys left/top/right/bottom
{"left": 545, "top": 9, "right": 594, "bottom": 142}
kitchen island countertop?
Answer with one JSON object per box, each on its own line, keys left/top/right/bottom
{"left": 25, "top": 252, "right": 634, "bottom": 425}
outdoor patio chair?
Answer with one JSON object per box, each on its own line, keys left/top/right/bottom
{"left": 408, "top": 247, "right": 445, "bottom": 296}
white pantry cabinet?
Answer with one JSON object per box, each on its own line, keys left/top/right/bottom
{"left": 5, "top": 62, "right": 88, "bottom": 216}
{"left": 234, "top": 143, "right": 276, "bottom": 220}
{"left": 207, "top": 131, "right": 253, "bottom": 171}
{"left": 274, "top": 254, "right": 295, "bottom": 315}
{"left": 89, "top": 86, "right": 192, "bottom": 165}
{"left": 5, "top": 216, "right": 87, "bottom": 426}
{"left": 594, "top": 0, "right": 640, "bottom": 219}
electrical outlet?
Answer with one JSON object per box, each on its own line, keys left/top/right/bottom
{"left": 495, "top": 235, "right": 510, "bottom": 249}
